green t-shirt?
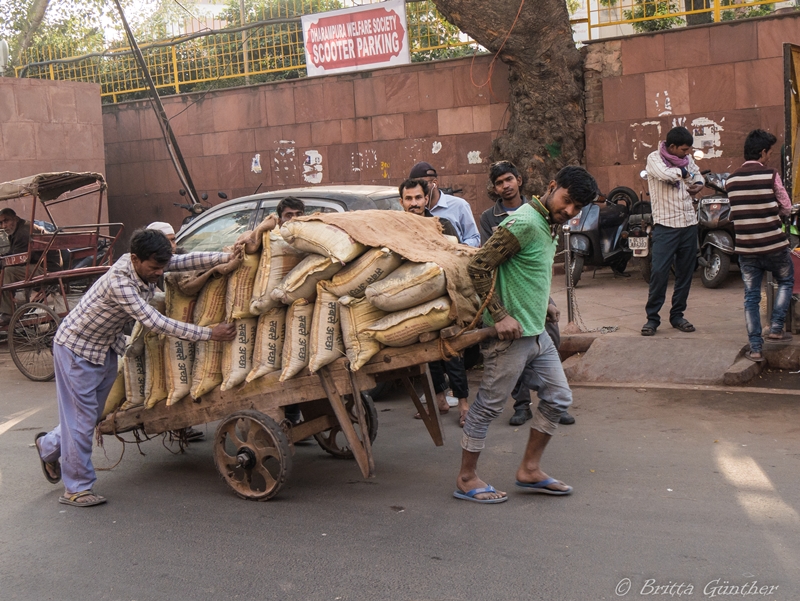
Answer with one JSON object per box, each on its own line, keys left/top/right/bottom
{"left": 483, "top": 202, "right": 556, "bottom": 337}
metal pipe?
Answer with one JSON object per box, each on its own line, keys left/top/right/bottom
{"left": 563, "top": 224, "right": 575, "bottom": 324}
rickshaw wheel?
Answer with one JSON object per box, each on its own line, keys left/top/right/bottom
{"left": 213, "top": 410, "right": 292, "bottom": 501}
{"left": 314, "top": 392, "right": 378, "bottom": 460}
{"left": 8, "top": 302, "right": 60, "bottom": 382}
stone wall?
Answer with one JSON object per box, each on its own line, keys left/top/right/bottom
{"left": 0, "top": 78, "right": 107, "bottom": 223}
{"left": 103, "top": 55, "right": 510, "bottom": 236}
{"left": 582, "top": 12, "right": 800, "bottom": 195}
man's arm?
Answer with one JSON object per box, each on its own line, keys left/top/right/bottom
{"left": 467, "top": 226, "right": 521, "bottom": 324}
{"left": 646, "top": 152, "right": 683, "bottom": 183}
{"left": 686, "top": 158, "right": 704, "bottom": 186}
{"left": 773, "top": 173, "right": 792, "bottom": 217}
{"left": 456, "top": 204, "right": 481, "bottom": 247}
{"left": 167, "top": 251, "right": 232, "bottom": 272}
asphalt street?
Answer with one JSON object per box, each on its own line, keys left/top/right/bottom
{"left": 0, "top": 345, "right": 798, "bottom": 601}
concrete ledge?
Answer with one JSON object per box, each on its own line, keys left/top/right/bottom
{"left": 723, "top": 348, "right": 764, "bottom": 386}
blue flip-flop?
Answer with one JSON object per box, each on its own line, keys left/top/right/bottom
{"left": 453, "top": 485, "right": 508, "bottom": 504}
{"left": 515, "top": 477, "right": 573, "bottom": 496}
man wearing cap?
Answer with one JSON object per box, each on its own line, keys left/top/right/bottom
{"left": 147, "top": 221, "right": 177, "bottom": 252}
{"left": 409, "top": 162, "right": 481, "bottom": 247}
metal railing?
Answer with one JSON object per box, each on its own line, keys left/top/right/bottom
{"left": 570, "top": 0, "right": 793, "bottom": 40}
{"left": 15, "top": 0, "right": 475, "bottom": 103}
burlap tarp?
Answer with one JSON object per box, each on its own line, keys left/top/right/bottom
{"left": 295, "top": 211, "right": 480, "bottom": 326}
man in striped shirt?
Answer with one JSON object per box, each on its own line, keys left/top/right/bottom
{"left": 642, "top": 127, "right": 704, "bottom": 337}
{"left": 726, "top": 129, "right": 795, "bottom": 362}
{"left": 34, "top": 228, "right": 237, "bottom": 507}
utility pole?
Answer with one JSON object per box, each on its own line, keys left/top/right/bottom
{"left": 111, "top": 0, "right": 201, "bottom": 206}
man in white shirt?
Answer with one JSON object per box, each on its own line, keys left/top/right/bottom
{"left": 642, "top": 127, "right": 704, "bottom": 337}
{"left": 408, "top": 162, "right": 481, "bottom": 247}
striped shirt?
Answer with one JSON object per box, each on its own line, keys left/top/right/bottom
{"left": 646, "top": 150, "right": 703, "bottom": 228}
{"left": 55, "top": 252, "right": 230, "bottom": 365}
{"left": 725, "top": 163, "right": 788, "bottom": 255}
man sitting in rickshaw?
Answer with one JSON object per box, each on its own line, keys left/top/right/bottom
{"left": 0, "top": 208, "right": 46, "bottom": 324}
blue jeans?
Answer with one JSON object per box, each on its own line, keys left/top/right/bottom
{"left": 462, "top": 334, "right": 572, "bottom": 452}
{"left": 739, "top": 249, "right": 795, "bottom": 354}
{"left": 38, "top": 344, "right": 118, "bottom": 493}
{"left": 645, "top": 224, "right": 698, "bottom": 327}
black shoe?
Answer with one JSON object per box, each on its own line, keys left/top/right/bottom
{"left": 184, "top": 427, "right": 204, "bottom": 442}
{"left": 559, "top": 412, "right": 576, "bottom": 425}
{"left": 509, "top": 407, "right": 533, "bottom": 426}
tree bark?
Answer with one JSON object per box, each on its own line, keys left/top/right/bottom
{"left": 14, "top": 0, "right": 51, "bottom": 65}
{"left": 432, "top": 0, "right": 585, "bottom": 196}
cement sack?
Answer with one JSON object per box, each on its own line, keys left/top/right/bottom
{"left": 338, "top": 295, "right": 386, "bottom": 371}
{"left": 121, "top": 323, "right": 146, "bottom": 411}
{"left": 279, "top": 299, "right": 313, "bottom": 381}
{"left": 365, "top": 297, "right": 454, "bottom": 347}
{"left": 246, "top": 308, "right": 286, "bottom": 382}
{"left": 101, "top": 360, "right": 125, "bottom": 418}
{"left": 221, "top": 317, "right": 258, "bottom": 391}
{"left": 226, "top": 251, "right": 260, "bottom": 319}
{"left": 281, "top": 220, "right": 366, "bottom": 264}
{"left": 143, "top": 332, "right": 168, "bottom": 409}
{"left": 194, "top": 273, "right": 228, "bottom": 327}
{"left": 250, "top": 230, "right": 306, "bottom": 314}
{"left": 165, "top": 275, "right": 196, "bottom": 322}
{"left": 270, "top": 254, "right": 342, "bottom": 305}
{"left": 190, "top": 338, "right": 224, "bottom": 400}
{"left": 365, "top": 262, "right": 446, "bottom": 313}
{"left": 165, "top": 337, "right": 195, "bottom": 406}
{"left": 325, "top": 247, "right": 404, "bottom": 298}
{"left": 308, "top": 282, "right": 345, "bottom": 373}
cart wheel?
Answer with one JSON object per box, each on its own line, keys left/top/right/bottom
{"left": 314, "top": 393, "right": 378, "bottom": 459}
{"left": 8, "top": 302, "right": 60, "bottom": 382}
{"left": 213, "top": 410, "right": 292, "bottom": 501}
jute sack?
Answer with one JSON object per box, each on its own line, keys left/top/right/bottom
{"left": 281, "top": 220, "right": 366, "bottom": 264}
{"left": 194, "top": 274, "right": 228, "bottom": 327}
{"left": 326, "top": 247, "right": 404, "bottom": 298}
{"left": 165, "top": 337, "right": 195, "bottom": 406}
{"left": 221, "top": 317, "right": 258, "bottom": 391}
{"left": 226, "top": 251, "right": 260, "bottom": 319}
{"left": 250, "top": 230, "right": 307, "bottom": 315}
{"left": 279, "top": 299, "right": 313, "bottom": 381}
{"left": 165, "top": 275, "right": 196, "bottom": 322}
{"left": 364, "top": 262, "right": 446, "bottom": 313}
{"left": 270, "top": 254, "right": 342, "bottom": 305}
{"left": 365, "top": 297, "right": 454, "bottom": 347}
{"left": 143, "top": 332, "right": 168, "bottom": 409}
{"left": 101, "top": 359, "right": 126, "bottom": 418}
{"left": 247, "top": 307, "right": 286, "bottom": 382}
{"left": 308, "top": 282, "right": 345, "bottom": 373}
{"left": 190, "top": 337, "right": 224, "bottom": 399}
{"left": 121, "top": 324, "right": 147, "bottom": 410}
{"left": 338, "top": 295, "right": 387, "bottom": 370}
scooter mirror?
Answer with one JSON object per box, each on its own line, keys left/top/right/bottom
{"left": 693, "top": 150, "right": 704, "bottom": 161}
{"left": 639, "top": 170, "right": 648, "bottom": 180}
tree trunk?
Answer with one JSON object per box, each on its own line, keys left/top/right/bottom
{"left": 14, "top": 0, "right": 51, "bottom": 66}
{"left": 432, "top": 0, "right": 585, "bottom": 196}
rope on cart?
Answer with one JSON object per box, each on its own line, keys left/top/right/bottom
{"left": 94, "top": 408, "right": 157, "bottom": 471}
{"left": 438, "top": 271, "right": 497, "bottom": 360}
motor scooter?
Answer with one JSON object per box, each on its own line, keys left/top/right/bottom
{"left": 623, "top": 177, "right": 654, "bottom": 282}
{"left": 566, "top": 187, "right": 637, "bottom": 286}
{"left": 696, "top": 171, "right": 735, "bottom": 289}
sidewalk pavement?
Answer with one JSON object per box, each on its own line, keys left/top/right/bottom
{"left": 549, "top": 260, "right": 796, "bottom": 385}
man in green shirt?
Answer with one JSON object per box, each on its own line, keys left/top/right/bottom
{"left": 454, "top": 164, "right": 599, "bottom": 503}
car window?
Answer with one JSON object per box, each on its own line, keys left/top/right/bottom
{"left": 179, "top": 203, "right": 258, "bottom": 252}
{"left": 256, "top": 200, "right": 345, "bottom": 222}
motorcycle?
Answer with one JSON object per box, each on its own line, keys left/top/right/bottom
{"left": 696, "top": 171, "right": 735, "bottom": 289}
{"left": 623, "top": 180, "right": 654, "bottom": 282}
{"left": 175, "top": 189, "right": 227, "bottom": 225}
{"left": 566, "top": 186, "right": 638, "bottom": 286}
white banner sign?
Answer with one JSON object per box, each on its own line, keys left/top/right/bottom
{"left": 301, "top": 0, "right": 411, "bottom": 77}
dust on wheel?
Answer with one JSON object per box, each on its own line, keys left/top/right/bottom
{"left": 8, "top": 302, "right": 60, "bottom": 382}
{"left": 315, "top": 392, "right": 378, "bottom": 459}
{"left": 213, "top": 410, "right": 292, "bottom": 501}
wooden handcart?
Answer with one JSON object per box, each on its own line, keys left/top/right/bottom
{"left": 97, "top": 327, "right": 490, "bottom": 501}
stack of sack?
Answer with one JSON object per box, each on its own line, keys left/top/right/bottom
{"left": 106, "top": 210, "right": 479, "bottom": 415}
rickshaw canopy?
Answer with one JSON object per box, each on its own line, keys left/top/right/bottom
{"left": 0, "top": 172, "right": 106, "bottom": 203}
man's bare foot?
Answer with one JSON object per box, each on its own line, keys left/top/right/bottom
{"left": 515, "top": 467, "right": 571, "bottom": 494}
{"left": 456, "top": 475, "right": 507, "bottom": 501}
{"left": 436, "top": 392, "right": 450, "bottom": 414}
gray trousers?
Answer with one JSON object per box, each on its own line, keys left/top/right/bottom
{"left": 38, "top": 343, "right": 118, "bottom": 493}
